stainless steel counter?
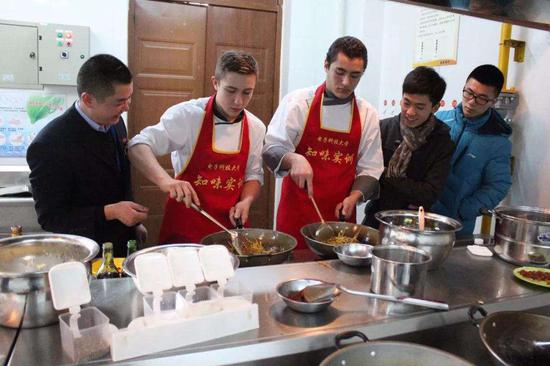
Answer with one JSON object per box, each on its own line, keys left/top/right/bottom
{"left": 6, "top": 247, "right": 550, "bottom": 365}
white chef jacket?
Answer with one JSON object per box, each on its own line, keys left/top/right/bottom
{"left": 129, "top": 97, "right": 266, "bottom": 184}
{"left": 263, "top": 87, "right": 384, "bottom": 180}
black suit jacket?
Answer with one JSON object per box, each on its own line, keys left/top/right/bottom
{"left": 27, "top": 104, "right": 134, "bottom": 256}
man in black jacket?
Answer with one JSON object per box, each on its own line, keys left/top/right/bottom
{"left": 27, "top": 54, "right": 148, "bottom": 256}
{"left": 363, "top": 66, "right": 454, "bottom": 227}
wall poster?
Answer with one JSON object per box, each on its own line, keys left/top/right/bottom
{"left": 413, "top": 9, "right": 460, "bottom": 67}
{"left": 0, "top": 91, "right": 67, "bottom": 157}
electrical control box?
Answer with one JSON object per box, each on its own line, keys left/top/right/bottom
{"left": 0, "top": 21, "right": 39, "bottom": 88}
{"left": 38, "top": 23, "right": 90, "bottom": 86}
{"left": 0, "top": 20, "right": 89, "bottom": 88}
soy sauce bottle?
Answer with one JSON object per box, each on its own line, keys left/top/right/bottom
{"left": 96, "top": 242, "right": 120, "bottom": 279}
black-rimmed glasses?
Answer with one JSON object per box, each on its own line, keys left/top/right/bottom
{"left": 462, "top": 88, "right": 494, "bottom": 105}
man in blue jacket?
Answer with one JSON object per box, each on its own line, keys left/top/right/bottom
{"left": 431, "top": 64, "right": 512, "bottom": 235}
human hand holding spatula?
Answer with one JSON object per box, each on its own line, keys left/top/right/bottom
{"left": 189, "top": 202, "right": 244, "bottom": 256}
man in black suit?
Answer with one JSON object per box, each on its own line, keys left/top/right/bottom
{"left": 27, "top": 54, "right": 148, "bottom": 256}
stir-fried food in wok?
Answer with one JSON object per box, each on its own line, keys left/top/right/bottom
{"left": 324, "top": 232, "right": 359, "bottom": 246}
{"left": 226, "top": 237, "right": 277, "bottom": 255}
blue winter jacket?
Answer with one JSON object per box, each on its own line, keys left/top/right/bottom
{"left": 431, "top": 104, "right": 512, "bottom": 235}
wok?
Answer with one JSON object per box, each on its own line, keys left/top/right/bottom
{"left": 201, "top": 228, "right": 297, "bottom": 267}
{"left": 469, "top": 305, "right": 550, "bottom": 366}
{"left": 301, "top": 221, "right": 380, "bottom": 258}
{"left": 320, "top": 331, "right": 473, "bottom": 366}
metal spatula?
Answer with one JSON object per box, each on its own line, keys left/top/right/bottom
{"left": 302, "top": 282, "right": 449, "bottom": 311}
{"left": 190, "top": 203, "right": 244, "bottom": 256}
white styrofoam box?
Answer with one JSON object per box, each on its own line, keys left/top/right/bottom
{"left": 198, "top": 245, "right": 234, "bottom": 282}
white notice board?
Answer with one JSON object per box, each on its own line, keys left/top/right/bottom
{"left": 413, "top": 9, "right": 460, "bottom": 68}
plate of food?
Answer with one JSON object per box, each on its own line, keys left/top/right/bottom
{"left": 513, "top": 266, "right": 550, "bottom": 288}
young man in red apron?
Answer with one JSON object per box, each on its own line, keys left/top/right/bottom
{"left": 263, "top": 36, "right": 384, "bottom": 249}
{"left": 129, "top": 51, "right": 265, "bottom": 243}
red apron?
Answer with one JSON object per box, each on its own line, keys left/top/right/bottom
{"left": 277, "top": 83, "right": 361, "bottom": 250}
{"left": 158, "top": 95, "right": 250, "bottom": 244}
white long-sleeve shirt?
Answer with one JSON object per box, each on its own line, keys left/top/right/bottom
{"left": 129, "top": 97, "right": 266, "bottom": 184}
{"left": 263, "top": 87, "right": 384, "bottom": 180}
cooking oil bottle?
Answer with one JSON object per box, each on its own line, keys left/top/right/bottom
{"left": 96, "top": 242, "right": 120, "bottom": 279}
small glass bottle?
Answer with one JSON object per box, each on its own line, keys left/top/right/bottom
{"left": 119, "top": 240, "right": 137, "bottom": 278}
{"left": 96, "top": 242, "right": 120, "bottom": 279}
{"left": 127, "top": 239, "right": 137, "bottom": 257}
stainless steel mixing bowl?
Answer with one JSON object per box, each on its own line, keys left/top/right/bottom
{"left": 0, "top": 234, "right": 99, "bottom": 328}
{"left": 375, "top": 210, "right": 462, "bottom": 270}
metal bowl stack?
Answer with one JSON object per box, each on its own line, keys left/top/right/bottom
{"left": 300, "top": 222, "right": 380, "bottom": 258}
{"left": 375, "top": 210, "right": 462, "bottom": 270}
{"left": 0, "top": 234, "right": 99, "bottom": 328}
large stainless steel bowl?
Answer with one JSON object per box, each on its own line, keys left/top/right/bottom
{"left": 0, "top": 234, "right": 99, "bottom": 328}
{"left": 301, "top": 222, "right": 380, "bottom": 258}
{"left": 375, "top": 210, "right": 462, "bottom": 270}
{"left": 201, "top": 229, "right": 297, "bottom": 267}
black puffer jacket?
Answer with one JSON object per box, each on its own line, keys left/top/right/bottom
{"left": 364, "top": 114, "right": 455, "bottom": 227}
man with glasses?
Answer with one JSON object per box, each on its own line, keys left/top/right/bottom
{"left": 431, "top": 64, "right": 512, "bottom": 235}
{"left": 263, "top": 36, "right": 384, "bottom": 249}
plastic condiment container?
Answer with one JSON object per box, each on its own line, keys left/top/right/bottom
{"left": 48, "top": 262, "right": 117, "bottom": 362}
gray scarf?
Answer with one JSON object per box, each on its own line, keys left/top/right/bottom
{"left": 386, "top": 113, "right": 437, "bottom": 178}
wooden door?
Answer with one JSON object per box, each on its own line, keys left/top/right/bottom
{"left": 204, "top": 6, "right": 278, "bottom": 230}
{"left": 129, "top": 0, "right": 281, "bottom": 245}
{"left": 129, "top": 0, "right": 207, "bottom": 245}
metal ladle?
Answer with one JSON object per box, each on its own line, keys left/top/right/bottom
{"left": 190, "top": 203, "right": 244, "bottom": 256}
{"left": 305, "top": 181, "right": 336, "bottom": 240}
{"left": 302, "top": 282, "right": 449, "bottom": 311}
